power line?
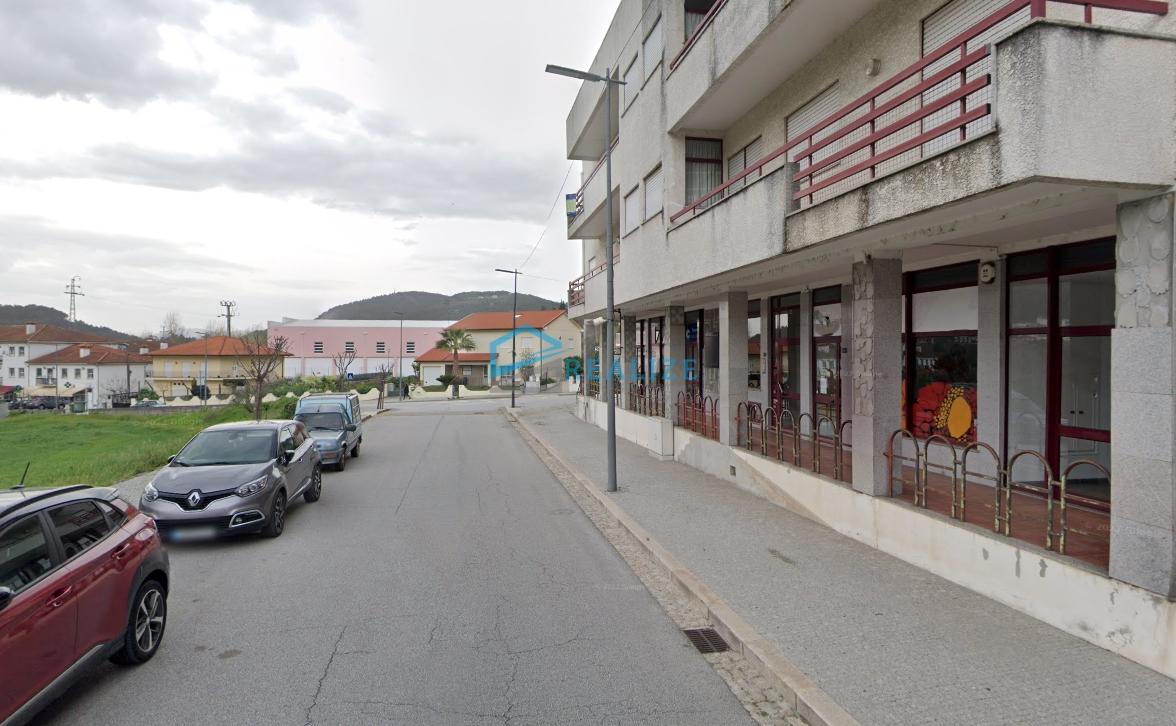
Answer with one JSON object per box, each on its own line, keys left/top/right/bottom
{"left": 218, "top": 300, "right": 237, "bottom": 336}
{"left": 520, "top": 162, "right": 575, "bottom": 270}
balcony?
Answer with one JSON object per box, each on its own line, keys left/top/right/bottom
{"left": 567, "top": 249, "right": 618, "bottom": 317}
{"left": 665, "top": 0, "right": 882, "bottom": 132}
{"left": 672, "top": 1, "right": 1173, "bottom": 261}
{"left": 567, "top": 140, "right": 618, "bottom": 240}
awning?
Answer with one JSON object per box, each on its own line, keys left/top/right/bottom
{"left": 25, "top": 384, "right": 88, "bottom": 397}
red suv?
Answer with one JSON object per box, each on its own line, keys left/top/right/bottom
{"left": 0, "top": 485, "right": 170, "bottom": 725}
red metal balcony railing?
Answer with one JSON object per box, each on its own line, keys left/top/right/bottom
{"left": 567, "top": 247, "right": 620, "bottom": 308}
{"left": 669, "top": 0, "right": 730, "bottom": 73}
{"left": 670, "top": 0, "right": 1166, "bottom": 224}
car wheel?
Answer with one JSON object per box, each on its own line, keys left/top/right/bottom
{"left": 262, "top": 490, "right": 287, "bottom": 538}
{"left": 351, "top": 441, "right": 360, "bottom": 458}
{"left": 335, "top": 452, "right": 347, "bottom": 472}
{"left": 304, "top": 466, "right": 322, "bottom": 503}
{"left": 111, "top": 579, "right": 167, "bottom": 665}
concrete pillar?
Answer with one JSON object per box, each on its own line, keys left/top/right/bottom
{"left": 976, "top": 258, "right": 1005, "bottom": 454}
{"left": 799, "top": 290, "right": 814, "bottom": 435}
{"left": 582, "top": 319, "right": 597, "bottom": 395}
{"left": 620, "top": 315, "right": 637, "bottom": 409}
{"left": 850, "top": 257, "right": 904, "bottom": 496}
{"left": 1110, "top": 193, "right": 1176, "bottom": 597}
{"left": 665, "top": 306, "right": 686, "bottom": 422}
{"left": 718, "top": 292, "right": 749, "bottom": 446}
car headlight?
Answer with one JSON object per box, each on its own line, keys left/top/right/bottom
{"left": 143, "top": 482, "right": 160, "bottom": 503}
{"left": 235, "top": 475, "right": 268, "bottom": 498}
{"left": 316, "top": 439, "right": 341, "bottom": 450}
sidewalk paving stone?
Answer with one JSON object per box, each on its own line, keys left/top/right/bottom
{"left": 518, "top": 405, "right": 1176, "bottom": 726}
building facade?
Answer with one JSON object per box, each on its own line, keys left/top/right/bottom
{"left": 147, "top": 336, "right": 287, "bottom": 397}
{"left": 415, "top": 311, "right": 582, "bottom": 386}
{"left": 26, "top": 344, "right": 152, "bottom": 408}
{"left": 563, "top": 0, "right": 1176, "bottom": 610}
{"left": 0, "top": 323, "right": 116, "bottom": 394}
{"left": 266, "top": 319, "right": 453, "bottom": 379}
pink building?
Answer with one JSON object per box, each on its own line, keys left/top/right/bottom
{"left": 267, "top": 319, "right": 454, "bottom": 378}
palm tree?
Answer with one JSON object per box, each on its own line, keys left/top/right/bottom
{"left": 435, "top": 328, "right": 476, "bottom": 398}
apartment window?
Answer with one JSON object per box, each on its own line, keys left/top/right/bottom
{"left": 685, "top": 137, "right": 722, "bottom": 207}
{"left": 684, "top": 0, "right": 718, "bottom": 38}
{"left": 376, "top": 341, "right": 386, "bottom": 354}
{"left": 642, "top": 17, "right": 663, "bottom": 80}
{"left": 36, "top": 368, "right": 42, "bottom": 378}
{"left": 17, "top": 368, "right": 24, "bottom": 378}
{"left": 313, "top": 341, "right": 324, "bottom": 354}
{"left": 61, "top": 368, "right": 68, "bottom": 379}
{"left": 727, "top": 136, "right": 766, "bottom": 194}
{"left": 623, "top": 56, "right": 639, "bottom": 108}
{"left": 74, "top": 368, "right": 81, "bottom": 378}
{"left": 6, "top": 368, "right": 12, "bottom": 377}
{"left": 462, "top": 366, "right": 474, "bottom": 376}
{"left": 5, "top": 346, "right": 12, "bottom": 355}
{"left": 344, "top": 341, "right": 355, "bottom": 353}
{"left": 17, "top": 346, "right": 24, "bottom": 356}
{"left": 87, "top": 368, "right": 94, "bottom": 379}
{"left": 644, "top": 165, "right": 663, "bottom": 220}
{"left": 623, "top": 187, "right": 640, "bottom": 235}
{"left": 405, "top": 341, "right": 416, "bottom": 354}
{"left": 787, "top": 84, "right": 845, "bottom": 202}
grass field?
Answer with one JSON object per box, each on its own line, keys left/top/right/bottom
{"left": 0, "top": 405, "right": 282, "bottom": 488}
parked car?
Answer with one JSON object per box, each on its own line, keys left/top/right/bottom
{"left": 294, "top": 405, "right": 359, "bottom": 471}
{"left": 0, "top": 485, "right": 169, "bottom": 725}
{"left": 294, "top": 393, "right": 363, "bottom": 458}
{"left": 139, "top": 420, "right": 322, "bottom": 541}
{"left": 133, "top": 399, "right": 166, "bottom": 408}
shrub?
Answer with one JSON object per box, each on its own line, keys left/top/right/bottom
{"left": 423, "top": 384, "right": 447, "bottom": 393}
{"left": 466, "top": 384, "right": 490, "bottom": 392}
{"left": 262, "top": 397, "right": 297, "bottom": 419}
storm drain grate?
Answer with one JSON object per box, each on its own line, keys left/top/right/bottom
{"left": 683, "top": 627, "right": 729, "bottom": 654}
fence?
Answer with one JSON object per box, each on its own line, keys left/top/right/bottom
{"left": 676, "top": 392, "right": 719, "bottom": 440}
{"left": 626, "top": 382, "right": 665, "bottom": 418}
{"left": 885, "top": 429, "right": 1111, "bottom": 558}
{"left": 735, "top": 402, "right": 852, "bottom": 483}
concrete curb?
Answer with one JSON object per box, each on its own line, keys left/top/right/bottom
{"left": 505, "top": 409, "right": 859, "bottom": 726}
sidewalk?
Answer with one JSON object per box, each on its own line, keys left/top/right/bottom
{"left": 517, "top": 405, "right": 1176, "bottom": 726}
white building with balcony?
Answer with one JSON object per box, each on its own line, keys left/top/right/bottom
{"left": 562, "top": 0, "right": 1176, "bottom": 678}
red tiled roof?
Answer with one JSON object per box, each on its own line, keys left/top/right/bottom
{"left": 448, "top": 310, "right": 566, "bottom": 331}
{"left": 414, "top": 349, "right": 491, "bottom": 363}
{"left": 28, "top": 344, "right": 151, "bottom": 365}
{"left": 0, "top": 323, "right": 113, "bottom": 344}
{"left": 146, "top": 336, "right": 290, "bottom": 357}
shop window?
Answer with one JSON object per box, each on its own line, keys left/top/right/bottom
{"left": 770, "top": 294, "right": 801, "bottom": 420}
{"left": 904, "top": 262, "right": 979, "bottom": 442}
{"left": 812, "top": 286, "right": 843, "bottom": 432}
{"left": 748, "top": 301, "right": 761, "bottom": 390}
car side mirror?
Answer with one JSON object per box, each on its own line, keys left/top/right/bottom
{"left": 282, "top": 450, "right": 295, "bottom": 465}
{"left": 0, "top": 586, "right": 13, "bottom": 612}
{"left": 167, "top": 455, "right": 176, "bottom": 463}
{"left": 345, "top": 424, "right": 357, "bottom": 432}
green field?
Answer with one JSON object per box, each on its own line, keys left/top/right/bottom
{"left": 0, "top": 405, "right": 280, "bottom": 488}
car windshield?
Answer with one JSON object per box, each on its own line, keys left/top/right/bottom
{"left": 173, "top": 429, "right": 276, "bottom": 466}
{"left": 296, "top": 412, "right": 346, "bottom": 430}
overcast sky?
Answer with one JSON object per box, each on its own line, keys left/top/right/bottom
{"left": 0, "top": 0, "right": 615, "bottom": 335}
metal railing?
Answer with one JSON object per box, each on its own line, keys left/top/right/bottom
{"left": 569, "top": 138, "right": 620, "bottom": 227}
{"left": 668, "top": 0, "right": 730, "bottom": 72}
{"left": 885, "top": 429, "right": 1112, "bottom": 557}
{"left": 670, "top": 0, "right": 1167, "bottom": 222}
{"left": 567, "top": 247, "right": 619, "bottom": 308}
{"left": 676, "top": 391, "right": 718, "bottom": 440}
{"left": 735, "top": 402, "right": 852, "bottom": 484}
{"left": 626, "top": 382, "right": 665, "bottom": 418}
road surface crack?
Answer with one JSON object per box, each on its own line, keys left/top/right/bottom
{"left": 303, "top": 624, "right": 347, "bottom": 726}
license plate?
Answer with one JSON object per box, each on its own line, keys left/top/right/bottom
{"left": 165, "top": 526, "right": 217, "bottom": 542}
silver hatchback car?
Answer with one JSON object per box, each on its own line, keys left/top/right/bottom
{"left": 139, "top": 420, "right": 322, "bottom": 541}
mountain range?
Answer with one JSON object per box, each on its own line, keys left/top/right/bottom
{"left": 0, "top": 304, "right": 136, "bottom": 340}
{"left": 316, "top": 290, "right": 564, "bottom": 321}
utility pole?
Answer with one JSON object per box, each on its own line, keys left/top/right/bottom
{"left": 219, "top": 300, "right": 237, "bottom": 337}
{"left": 495, "top": 268, "right": 521, "bottom": 409}
{"left": 64, "top": 277, "right": 84, "bottom": 323}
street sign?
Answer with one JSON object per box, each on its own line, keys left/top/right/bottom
{"left": 346, "top": 373, "right": 354, "bottom": 380}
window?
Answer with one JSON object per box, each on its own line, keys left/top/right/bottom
{"left": 812, "top": 286, "right": 843, "bottom": 432}
{"left": 17, "top": 346, "right": 24, "bottom": 356}
{"left": 5, "top": 346, "right": 12, "bottom": 355}
{"left": 313, "top": 341, "right": 324, "bottom": 354}
{"left": 97, "top": 500, "right": 126, "bottom": 528}
{"left": 279, "top": 427, "right": 296, "bottom": 455}
{"left": 35, "top": 368, "right": 42, "bottom": 378}
{"left": 291, "top": 426, "right": 307, "bottom": 448}
{"left": 623, "top": 56, "right": 639, "bottom": 108}
{"left": 405, "top": 341, "right": 416, "bottom": 354}
{"left": 0, "top": 516, "right": 53, "bottom": 594}
{"left": 748, "top": 300, "right": 761, "bottom": 390}
{"left": 344, "top": 341, "right": 355, "bottom": 353}
{"left": 623, "top": 187, "right": 640, "bottom": 235}
{"left": 644, "top": 166, "right": 663, "bottom": 220}
{"left": 788, "top": 84, "right": 843, "bottom": 202}
{"left": 684, "top": 0, "right": 718, "bottom": 38}
{"left": 74, "top": 368, "right": 81, "bottom": 378}
{"left": 86, "top": 368, "right": 93, "bottom": 379}
{"left": 771, "top": 294, "right": 801, "bottom": 419}
{"left": 49, "top": 501, "right": 113, "bottom": 559}
{"left": 727, "top": 136, "right": 766, "bottom": 194}
{"left": 643, "top": 18, "right": 663, "bottom": 80}
{"left": 685, "top": 137, "right": 722, "bottom": 207}
{"left": 376, "top": 341, "right": 386, "bottom": 354}
{"left": 61, "top": 367, "right": 68, "bottom": 379}
{"left": 6, "top": 368, "right": 11, "bottom": 377}
{"left": 462, "top": 366, "right": 474, "bottom": 376}
{"left": 17, "top": 368, "right": 23, "bottom": 378}
{"left": 903, "top": 262, "right": 979, "bottom": 443}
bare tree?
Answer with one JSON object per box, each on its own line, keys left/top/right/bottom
{"left": 160, "top": 311, "right": 188, "bottom": 341}
{"left": 372, "top": 362, "right": 394, "bottom": 409}
{"left": 331, "top": 349, "right": 358, "bottom": 391}
{"left": 238, "top": 334, "right": 290, "bottom": 421}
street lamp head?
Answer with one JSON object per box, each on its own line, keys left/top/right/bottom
{"left": 545, "top": 64, "right": 623, "bottom": 85}
{"left": 494, "top": 268, "right": 518, "bottom": 275}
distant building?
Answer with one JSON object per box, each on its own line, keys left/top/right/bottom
{"left": 147, "top": 336, "right": 288, "bottom": 397}
{"left": 0, "top": 323, "right": 115, "bottom": 394}
{"left": 415, "top": 310, "right": 581, "bottom": 386}
{"left": 267, "top": 318, "right": 454, "bottom": 379}
{"left": 27, "top": 344, "right": 152, "bottom": 408}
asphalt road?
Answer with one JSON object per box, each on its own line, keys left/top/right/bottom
{"left": 33, "top": 398, "right": 751, "bottom": 725}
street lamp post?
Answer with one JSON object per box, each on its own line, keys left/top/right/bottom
{"left": 545, "top": 63, "right": 624, "bottom": 493}
{"left": 495, "top": 268, "right": 521, "bottom": 409}
{"left": 391, "top": 311, "right": 405, "bottom": 402}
